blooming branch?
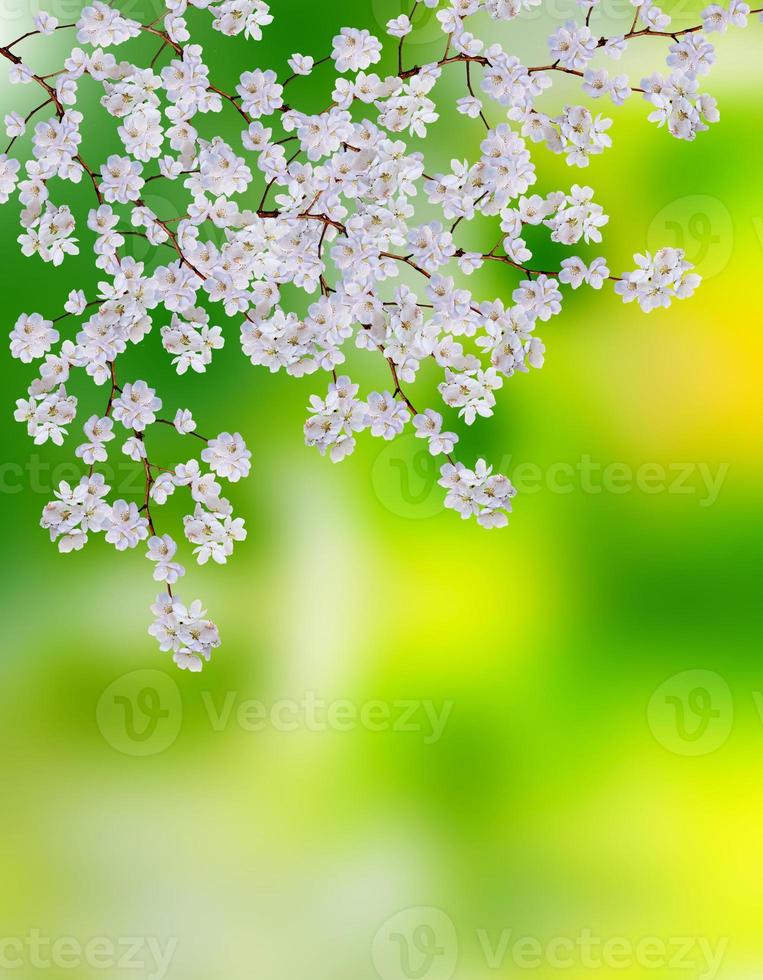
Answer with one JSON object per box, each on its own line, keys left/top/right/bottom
{"left": 4, "top": 0, "right": 760, "bottom": 670}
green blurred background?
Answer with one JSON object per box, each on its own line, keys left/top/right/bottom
{"left": 1, "top": 1, "right": 761, "bottom": 977}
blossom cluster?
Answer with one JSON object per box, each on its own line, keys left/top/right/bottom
{"left": 4, "top": 0, "right": 758, "bottom": 669}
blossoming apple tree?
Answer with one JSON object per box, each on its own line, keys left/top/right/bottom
{"left": 4, "top": 0, "right": 759, "bottom": 669}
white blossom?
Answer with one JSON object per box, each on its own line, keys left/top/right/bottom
{"left": 10, "top": 313, "right": 58, "bottom": 362}
{"left": 201, "top": 432, "right": 252, "bottom": 482}
{"left": 331, "top": 28, "right": 382, "bottom": 73}
{"left": 413, "top": 410, "right": 459, "bottom": 456}
{"left": 146, "top": 534, "right": 185, "bottom": 584}
{"left": 439, "top": 459, "right": 516, "bottom": 528}
{"left": 112, "top": 380, "right": 161, "bottom": 431}
{"left": 3, "top": 0, "right": 749, "bottom": 669}
{"left": 386, "top": 16, "right": 413, "bottom": 38}
{"left": 104, "top": 499, "right": 149, "bottom": 551}
{"left": 174, "top": 408, "right": 196, "bottom": 434}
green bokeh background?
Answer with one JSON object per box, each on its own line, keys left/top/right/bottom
{"left": 1, "top": 1, "right": 762, "bottom": 977}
